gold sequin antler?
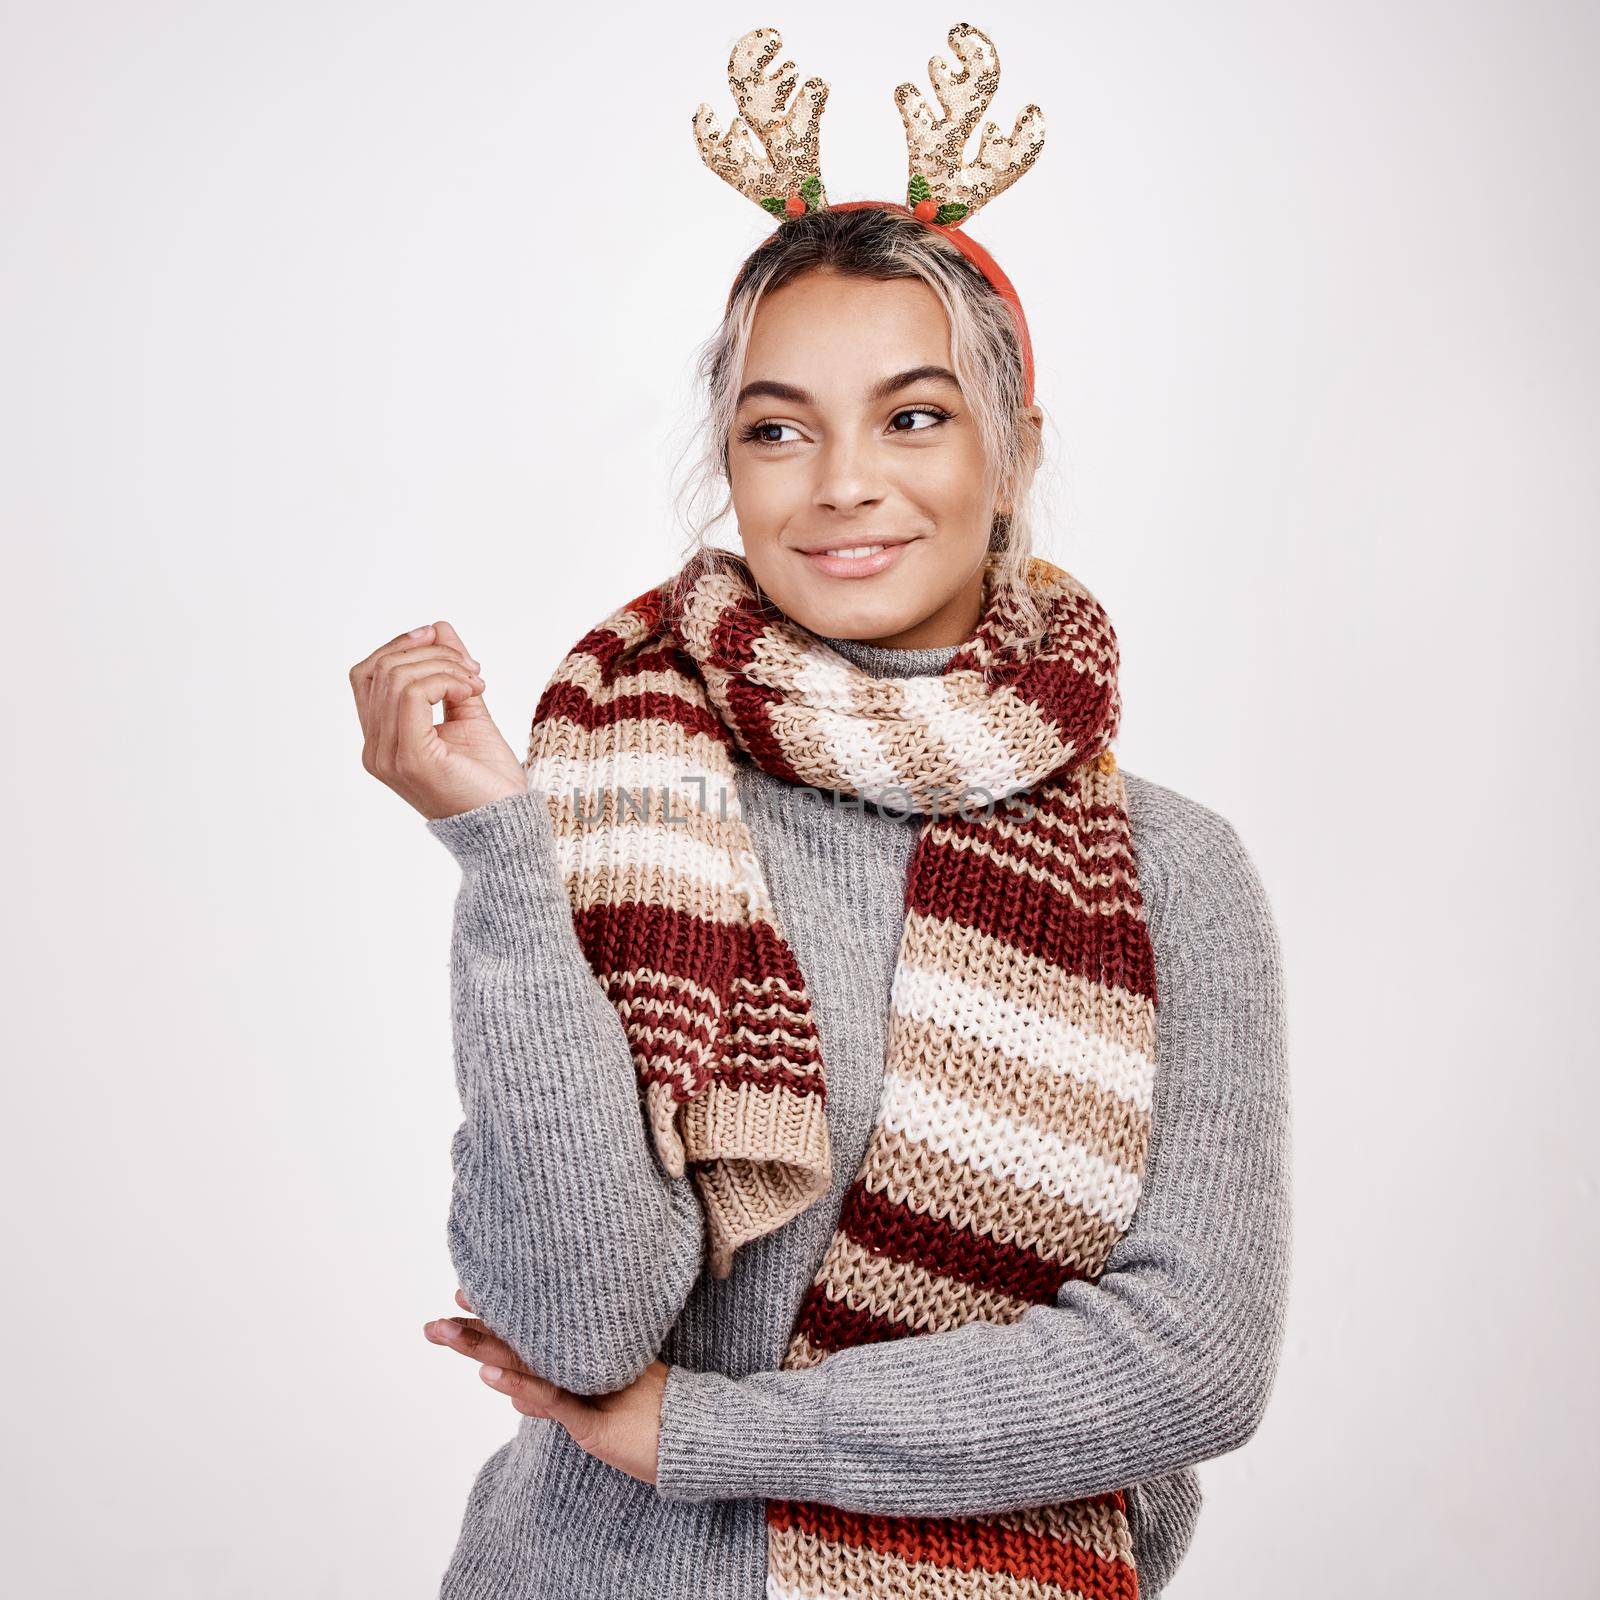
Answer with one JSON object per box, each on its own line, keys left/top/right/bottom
{"left": 895, "top": 22, "right": 1046, "bottom": 226}
{"left": 692, "top": 27, "right": 830, "bottom": 219}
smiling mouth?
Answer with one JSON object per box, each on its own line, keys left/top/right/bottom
{"left": 810, "top": 542, "right": 897, "bottom": 559}
{"left": 797, "top": 540, "right": 918, "bottom": 578}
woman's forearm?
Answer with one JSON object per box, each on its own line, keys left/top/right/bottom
{"left": 655, "top": 813, "right": 1292, "bottom": 1516}
{"left": 429, "top": 786, "right": 708, "bottom": 1397}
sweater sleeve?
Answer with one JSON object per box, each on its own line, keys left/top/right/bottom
{"left": 428, "top": 783, "right": 707, "bottom": 1397}
{"left": 654, "top": 800, "right": 1292, "bottom": 1515}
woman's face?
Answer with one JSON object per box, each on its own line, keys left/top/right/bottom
{"left": 727, "top": 267, "right": 1039, "bottom": 649}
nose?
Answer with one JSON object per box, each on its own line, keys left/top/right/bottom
{"left": 813, "top": 432, "right": 886, "bottom": 515}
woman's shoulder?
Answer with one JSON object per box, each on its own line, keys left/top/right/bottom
{"left": 1120, "top": 767, "right": 1242, "bottom": 863}
{"left": 1118, "top": 768, "right": 1283, "bottom": 978}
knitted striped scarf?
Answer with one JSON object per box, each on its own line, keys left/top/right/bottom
{"left": 525, "top": 545, "right": 1157, "bottom": 1600}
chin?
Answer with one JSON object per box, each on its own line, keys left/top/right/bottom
{"left": 796, "top": 585, "right": 940, "bottom": 646}
{"left": 784, "top": 574, "right": 936, "bottom": 644}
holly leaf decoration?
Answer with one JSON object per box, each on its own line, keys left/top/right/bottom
{"left": 934, "top": 201, "right": 970, "bottom": 225}
{"left": 799, "top": 174, "right": 823, "bottom": 208}
{"left": 907, "top": 172, "right": 933, "bottom": 205}
{"left": 759, "top": 196, "right": 789, "bottom": 216}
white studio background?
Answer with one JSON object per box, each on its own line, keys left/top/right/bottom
{"left": 2, "top": 1, "right": 1595, "bottom": 1594}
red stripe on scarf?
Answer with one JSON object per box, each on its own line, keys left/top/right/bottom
{"left": 767, "top": 1497, "right": 1139, "bottom": 1597}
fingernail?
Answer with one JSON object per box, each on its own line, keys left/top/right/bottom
{"left": 407, "top": 625, "right": 430, "bottom": 638}
{"left": 481, "top": 1365, "right": 504, "bottom": 1383}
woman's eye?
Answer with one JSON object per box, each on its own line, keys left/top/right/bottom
{"left": 744, "top": 421, "right": 801, "bottom": 447}
{"left": 889, "top": 406, "right": 951, "bottom": 433}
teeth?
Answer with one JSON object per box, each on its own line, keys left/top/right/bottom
{"left": 818, "top": 545, "right": 887, "bottom": 559}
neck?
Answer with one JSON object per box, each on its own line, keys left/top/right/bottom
{"left": 818, "top": 631, "right": 961, "bottom": 679}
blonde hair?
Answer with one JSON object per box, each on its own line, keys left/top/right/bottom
{"left": 669, "top": 206, "right": 1049, "bottom": 649}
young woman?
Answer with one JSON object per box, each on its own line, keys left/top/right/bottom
{"left": 350, "top": 31, "right": 1290, "bottom": 1600}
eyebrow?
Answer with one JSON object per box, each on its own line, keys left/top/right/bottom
{"left": 735, "top": 363, "right": 962, "bottom": 409}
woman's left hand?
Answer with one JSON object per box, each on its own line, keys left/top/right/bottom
{"left": 424, "top": 1289, "right": 667, "bottom": 1487}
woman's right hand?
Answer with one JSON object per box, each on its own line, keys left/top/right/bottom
{"left": 350, "top": 620, "right": 527, "bottom": 821}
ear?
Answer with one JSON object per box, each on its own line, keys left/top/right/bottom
{"left": 997, "top": 404, "right": 1045, "bottom": 516}
{"left": 1019, "top": 403, "right": 1043, "bottom": 465}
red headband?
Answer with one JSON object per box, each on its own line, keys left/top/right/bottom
{"left": 725, "top": 200, "right": 1036, "bottom": 407}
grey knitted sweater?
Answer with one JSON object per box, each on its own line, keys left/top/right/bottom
{"left": 425, "top": 632, "right": 1292, "bottom": 1599}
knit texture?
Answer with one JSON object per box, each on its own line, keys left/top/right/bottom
{"left": 522, "top": 548, "right": 1160, "bottom": 1599}
{"left": 426, "top": 628, "right": 1291, "bottom": 1599}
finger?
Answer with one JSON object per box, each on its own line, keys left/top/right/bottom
{"left": 432, "top": 620, "right": 476, "bottom": 665}
{"left": 357, "top": 646, "right": 482, "bottom": 722}
{"left": 352, "top": 627, "right": 480, "bottom": 700}
{"left": 364, "top": 648, "right": 482, "bottom": 715}
{"left": 375, "top": 665, "right": 486, "bottom": 771}
{"left": 359, "top": 641, "right": 482, "bottom": 703}
{"left": 378, "top": 643, "right": 479, "bottom": 670}
{"left": 352, "top": 642, "right": 482, "bottom": 749}
{"left": 350, "top": 624, "right": 450, "bottom": 700}
{"left": 422, "top": 1316, "right": 526, "bottom": 1372}
{"left": 351, "top": 623, "right": 435, "bottom": 687}
{"left": 373, "top": 663, "right": 481, "bottom": 772}
{"left": 351, "top": 626, "right": 431, "bottom": 729}
{"left": 480, "top": 1363, "right": 592, "bottom": 1431}
{"left": 379, "top": 636, "right": 481, "bottom": 674}
{"left": 425, "top": 621, "right": 490, "bottom": 724}
{"left": 455, "top": 1289, "right": 474, "bottom": 1313}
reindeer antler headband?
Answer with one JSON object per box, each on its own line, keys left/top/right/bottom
{"left": 693, "top": 22, "right": 1046, "bottom": 401}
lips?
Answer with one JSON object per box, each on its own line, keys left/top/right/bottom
{"left": 797, "top": 540, "right": 917, "bottom": 580}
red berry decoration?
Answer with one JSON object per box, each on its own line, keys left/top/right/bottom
{"left": 912, "top": 198, "right": 938, "bottom": 223}
{"left": 785, "top": 193, "right": 806, "bottom": 217}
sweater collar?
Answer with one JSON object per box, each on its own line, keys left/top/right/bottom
{"left": 815, "top": 632, "right": 962, "bottom": 679}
